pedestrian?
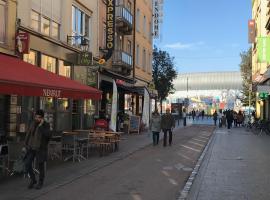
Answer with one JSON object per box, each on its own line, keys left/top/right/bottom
{"left": 191, "top": 109, "right": 195, "bottom": 120}
{"left": 182, "top": 108, "right": 187, "bottom": 126}
{"left": 161, "top": 108, "right": 175, "bottom": 146}
{"left": 150, "top": 110, "right": 161, "bottom": 146}
{"left": 218, "top": 109, "right": 223, "bottom": 127}
{"left": 201, "top": 110, "right": 205, "bottom": 120}
{"left": 226, "top": 110, "right": 234, "bottom": 129}
{"left": 213, "top": 110, "right": 218, "bottom": 126}
{"left": 24, "top": 109, "right": 51, "bottom": 189}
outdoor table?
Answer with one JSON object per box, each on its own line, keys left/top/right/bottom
{"left": 62, "top": 131, "right": 86, "bottom": 162}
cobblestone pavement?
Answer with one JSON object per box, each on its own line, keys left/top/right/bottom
{"left": 187, "top": 126, "right": 270, "bottom": 200}
{"left": 0, "top": 123, "right": 214, "bottom": 200}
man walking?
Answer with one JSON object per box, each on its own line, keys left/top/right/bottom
{"left": 24, "top": 109, "right": 51, "bottom": 189}
{"left": 161, "top": 108, "right": 175, "bottom": 146}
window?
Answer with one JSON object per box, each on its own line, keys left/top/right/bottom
{"left": 51, "top": 21, "right": 59, "bottom": 39}
{"left": 0, "top": 1, "right": 5, "bottom": 43}
{"left": 102, "top": 23, "right": 106, "bottom": 48}
{"left": 57, "top": 98, "right": 69, "bottom": 111}
{"left": 31, "top": 10, "right": 60, "bottom": 39}
{"left": 72, "top": 5, "right": 91, "bottom": 47}
{"left": 59, "top": 60, "right": 71, "bottom": 78}
{"left": 143, "top": 16, "right": 146, "bottom": 35}
{"left": 127, "top": 40, "right": 132, "bottom": 54}
{"left": 41, "top": 17, "right": 50, "bottom": 36}
{"left": 136, "top": 9, "right": 140, "bottom": 31}
{"left": 142, "top": 49, "right": 146, "bottom": 70}
{"left": 149, "top": 22, "right": 152, "bottom": 40}
{"left": 149, "top": 53, "right": 152, "bottom": 73}
{"left": 41, "top": 54, "right": 56, "bottom": 73}
{"left": 136, "top": 44, "right": 140, "bottom": 66}
{"left": 23, "top": 51, "right": 37, "bottom": 65}
{"left": 31, "top": 10, "right": 40, "bottom": 32}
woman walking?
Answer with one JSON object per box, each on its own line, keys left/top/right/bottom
{"left": 150, "top": 110, "right": 161, "bottom": 146}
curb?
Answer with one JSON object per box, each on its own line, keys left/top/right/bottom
{"left": 176, "top": 128, "right": 216, "bottom": 200}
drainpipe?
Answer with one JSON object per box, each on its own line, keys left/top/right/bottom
{"left": 132, "top": 0, "right": 136, "bottom": 114}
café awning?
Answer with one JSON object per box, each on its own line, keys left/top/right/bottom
{"left": 0, "top": 54, "right": 102, "bottom": 100}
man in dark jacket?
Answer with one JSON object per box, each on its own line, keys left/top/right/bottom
{"left": 161, "top": 108, "right": 175, "bottom": 146}
{"left": 24, "top": 109, "right": 51, "bottom": 189}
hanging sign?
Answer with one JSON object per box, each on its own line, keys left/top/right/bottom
{"left": 15, "top": 32, "right": 30, "bottom": 54}
{"left": 103, "top": 0, "right": 116, "bottom": 61}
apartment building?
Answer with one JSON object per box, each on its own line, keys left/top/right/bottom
{"left": 252, "top": 0, "right": 270, "bottom": 119}
{"left": 134, "top": 0, "right": 153, "bottom": 115}
{"left": 0, "top": 0, "right": 102, "bottom": 138}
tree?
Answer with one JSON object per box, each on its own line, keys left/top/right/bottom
{"left": 152, "top": 46, "right": 177, "bottom": 113}
{"left": 239, "top": 47, "right": 256, "bottom": 107}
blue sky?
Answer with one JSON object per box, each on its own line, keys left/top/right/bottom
{"left": 154, "top": 0, "right": 252, "bottom": 73}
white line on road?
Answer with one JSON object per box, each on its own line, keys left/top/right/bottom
{"left": 181, "top": 145, "right": 201, "bottom": 152}
{"left": 161, "top": 170, "right": 170, "bottom": 177}
{"left": 177, "top": 152, "right": 194, "bottom": 161}
{"left": 192, "top": 138, "right": 207, "bottom": 143}
{"left": 168, "top": 178, "right": 178, "bottom": 185}
{"left": 188, "top": 141, "right": 204, "bottom": 147}
{"left": 197, "top": 135, "right": 209, "bottom": 140}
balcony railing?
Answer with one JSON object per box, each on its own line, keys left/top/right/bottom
{"left": 112, "top": 50, "right": 133, "bottom": 75}
{"left": 116, "top": 5, "right": 133, "bottom": 34}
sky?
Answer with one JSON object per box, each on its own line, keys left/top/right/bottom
{"left": 154, "top": 0, "right": 252, "bottom": 73}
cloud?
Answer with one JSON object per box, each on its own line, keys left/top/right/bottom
{"left": 164, "top": 41, "right": 205, "bottom": 50}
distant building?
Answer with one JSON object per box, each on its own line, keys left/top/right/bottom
{"left": 167, "top": 71, "right": 242, "bottom": 114}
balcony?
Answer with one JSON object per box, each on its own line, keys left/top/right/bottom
{"left": 115, "top": 5, "right": 133, "bottom": 35}
{"left": 112, "top": 50, "right": 133, "bottom": 76}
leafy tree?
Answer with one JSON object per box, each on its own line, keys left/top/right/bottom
{"left": 152, "top": 46, "right": 177, "bottom": 113}
{"left": 239, "top": 47, "right": 256, "bottom": 107}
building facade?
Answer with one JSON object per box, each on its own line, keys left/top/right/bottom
{"left": 252, "top": 0, "right": 270, "bottom": 119}
{"left": 11, "top": 0, "right": 99, "bottom": 132}
{"left": 0, "top": 0, "right": 17, "bottom": 137}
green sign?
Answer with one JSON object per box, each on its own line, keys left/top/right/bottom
{"left": 258, "top": 37, "right": 270, "bottom": 63}
{"left": 259, "top": 92, "right": 268, "bottom": 99}
{"left": 77, "top": 52, "right": 92, "bottom": 66}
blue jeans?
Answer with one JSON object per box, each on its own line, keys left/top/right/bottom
{"left": 152, "top": 132, "right": 160, "bottom": 145}
{"left": 163, "top": 129, "right": 172, "bottom": 146}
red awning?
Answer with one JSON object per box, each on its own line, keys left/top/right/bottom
{"left": 0, "top": 54, "right": 102, "bottom": 100}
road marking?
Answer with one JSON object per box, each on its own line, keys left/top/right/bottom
{"left": 169, "top": 178, "right": 178, "bottom": 185}
{"left": 174, "top": 163, "right": 185, "bottom": 170}
{"left": 197, "top": 135, "right": 209, "bottom": 140}
{"left": 177, "top": 152, "right": 194, "bottom": 161}
{"left": 192, "top": 138, "right": 207, "bottom": 143}
{"left": 163, "top": 166, "right": 173, "bottom": 170}
{"left": 131, "top": 194, "right": 142, "bottom": 200}
{"left": 161, "top": 170, "right": 170, "bottom": 177}
{"left": 188, "top": 141, "right": 204, "bottom": 147}
{"left": 181, "top": 145, "right": 201, "bottom": 152}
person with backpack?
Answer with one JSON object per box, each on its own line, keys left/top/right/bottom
{"left": 24, "top": 109, "right": 51, "bottom": 189}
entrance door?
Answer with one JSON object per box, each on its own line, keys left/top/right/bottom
{"left": 0, "top": 95, "right": 8, "bottom": 137}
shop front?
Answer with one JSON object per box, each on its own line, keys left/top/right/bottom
{"left": 0, "top": 54, "right": 102, "bottom": 139}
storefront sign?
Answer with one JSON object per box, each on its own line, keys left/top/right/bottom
{"left": 43, "top": 89, "right": 61, "bottom": 98}
{"left": 77, "top": 52, "right": 92, "bottom": 66}
{"left": 104, "top": 0, "right": 115, "bottom": 61}
{"left": 87, "top": 67, "right": 97, "bottom": 87}
{"left": 116, "top": 79, "right": 125, "bottom": 85}
{"left": 15, "top": 32, "right": 30, "bottom": 54}
{"left": 258, "top": 37, "right": 270, "bottom": 63}
{"left": 153, "top": 0, "right": 164, "bottom": 39}
{"left": 248, "top": 20, "right": 255, "bottom": 43}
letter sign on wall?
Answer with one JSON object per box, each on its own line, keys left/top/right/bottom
{"left": 103, "top": 0, "right": 116, "bottom": 61}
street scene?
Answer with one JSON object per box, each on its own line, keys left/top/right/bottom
{"left": 0, "top": 0, "right": 269, "bottom": 199}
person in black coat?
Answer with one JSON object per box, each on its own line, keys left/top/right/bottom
{"left": 24, "top": 109, "right": 51, "bottom": 189}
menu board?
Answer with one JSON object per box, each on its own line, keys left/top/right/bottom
{"left": 129, "top": 115, "right": 140, "bottom": 134}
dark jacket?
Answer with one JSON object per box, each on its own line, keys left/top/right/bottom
{"left": 161, "top": 113, "right": 175, "bottom": 130}
{"left": 25, "top": 121, "right": 51, "bottom": 163}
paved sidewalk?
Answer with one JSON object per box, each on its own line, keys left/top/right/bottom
{"left": 187, "top": 127, "right": 270, "bottom": 200}
{"left": 0, "top": 121, "right": 187, "bottom": 200}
